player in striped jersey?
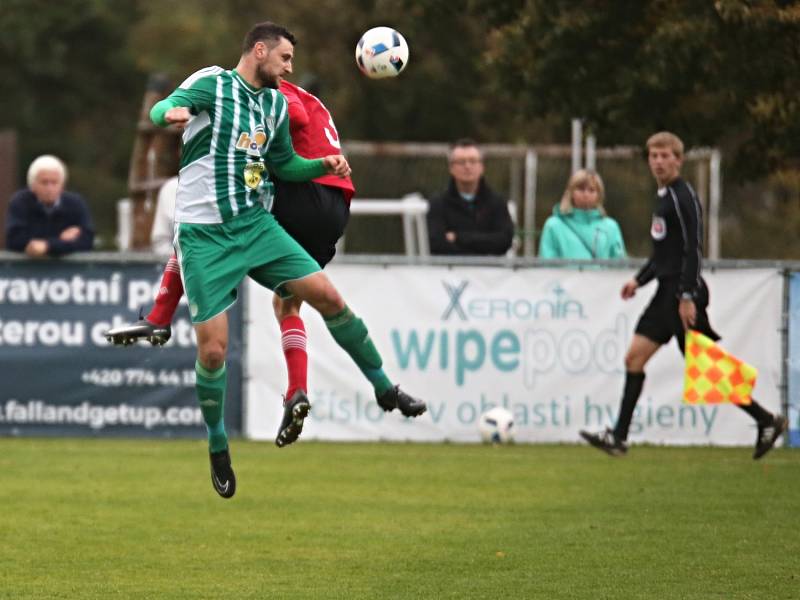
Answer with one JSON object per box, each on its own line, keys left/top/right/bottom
{"left": 580, "top": 131, "right": 786, "bottom": 459}
{"left": 118, "top": 22, "right": 426, "bottom": 498}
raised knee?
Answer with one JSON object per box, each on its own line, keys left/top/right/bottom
{"left": 321, "top": 288, "right": 344, "bottom": 313}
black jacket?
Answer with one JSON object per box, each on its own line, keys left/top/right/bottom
{"left": 6, "top": 189, "right": 95, "bottom": 256}
{"left": 427, "top": 177, "right": 514, "bottom": 255}
{"left": 634, "top": 177, "right": 702, "bottom": 298}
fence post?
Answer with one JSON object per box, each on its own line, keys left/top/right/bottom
{"left": 0, "top": 130, "right": 18, "bottom": 249}
{"left": 523, "top": 149, "right": 538, "bottom": 257}
{"left": 709, "top": 149, "right": 722, "bottom": 259}
{"left": 571, "top": 119, "right": 582, "bottom": 173}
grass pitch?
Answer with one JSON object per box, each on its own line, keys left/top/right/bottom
{"left": 0, "top": 439, "right": 797, "bottom": 599}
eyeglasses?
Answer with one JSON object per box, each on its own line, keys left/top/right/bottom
{"left": 450, "top": 157, "right": 482, "bottom": 166}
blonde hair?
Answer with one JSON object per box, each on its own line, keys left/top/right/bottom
{"left": 560, "top": 169, "right": 605, "bottom": 215}
{"left": 27, "top": 155, "right": 67, "bottom": 187}
{"left": 646, "top": 131, "right": 684, "bottom": 160}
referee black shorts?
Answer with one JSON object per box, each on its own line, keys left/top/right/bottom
{"left": 634, "top": 276, "right": 720, "bottom": 354}
{"left": 272, "top": 180, "right": 350, "bottom": 268}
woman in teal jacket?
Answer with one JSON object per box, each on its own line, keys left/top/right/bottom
{"left": 538, "top": 169, "right": 626, "bottom": 259}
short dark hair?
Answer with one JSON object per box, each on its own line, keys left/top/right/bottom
{"left": 242, "top": 22, "right": 297, "bottom": 54}
{"left": 448, "top": 138, "right": 482, "bottom": 162}
{"left": 451, "top": 138, "right": 479, "bottom": 151}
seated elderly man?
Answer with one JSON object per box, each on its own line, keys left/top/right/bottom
{"left": 6, "top": 155, "right": 94, "bottom": 257}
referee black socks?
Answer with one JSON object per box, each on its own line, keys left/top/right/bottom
{"left": 613, "top": 371, "right": 646, "bottom": 442}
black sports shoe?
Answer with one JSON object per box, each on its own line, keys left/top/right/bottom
{"left": 376, "top": 385, "right": 427, "bottom": 417}
{"left": 275, "top": 390, "right": 311, "bottom": 448}
{"left": 753, "top": 415, "right": 788, "bottom": 460}
{"left": 105, "top": 312, "right": 171, "bottom": 346}
{"left": 209, "top": 448, "right": 236, "bottom": 499}
{"left": 579, "top": 428, "right": 628, "bottom": 456}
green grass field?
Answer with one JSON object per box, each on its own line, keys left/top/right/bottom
{"left": 0, "top": 439, "right": 797, "bottom": 599}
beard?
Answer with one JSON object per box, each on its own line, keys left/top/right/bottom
{"left": 255, "top": 63, "right": 280, "bottom": 89}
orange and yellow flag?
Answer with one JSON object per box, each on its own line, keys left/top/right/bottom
{"left": 683, "top": 330, "right": 756, "bottom": 405}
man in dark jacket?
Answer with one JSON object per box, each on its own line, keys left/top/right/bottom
{"left": 427, "top": 139, "right": 514, "bottom": 255}
{"left": 6, "top": 155, "right": 94, "bottom": 257}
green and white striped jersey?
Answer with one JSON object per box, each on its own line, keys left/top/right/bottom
{"left": 160, "top": 66, "right": 295, "bottom": 224}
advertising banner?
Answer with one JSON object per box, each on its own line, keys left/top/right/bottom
{"left": 246, "top": 265, "right": 782, "bottom": 446}
{"left": 0, "top": 260, "right": 242, "bottom": 437}
{"left": 788, "top": 272, "right": 800, "bottom": 447}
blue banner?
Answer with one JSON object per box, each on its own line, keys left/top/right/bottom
{"left": 0, "top": 259, "right": 242, "bottom": 438}
{"left": 788, "top": 272, "right": 800, "bottom": 447}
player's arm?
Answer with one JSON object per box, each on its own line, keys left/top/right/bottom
{"left": 150, "top": 71, "right": 217, "bottom": 128}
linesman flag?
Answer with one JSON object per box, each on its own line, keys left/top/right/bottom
{"left": 683, "top": 330, "right": 756, "bottom": 405}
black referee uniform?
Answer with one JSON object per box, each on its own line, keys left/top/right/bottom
{"left": 633, "top": 177, "right": 718, "bottom": 351}
{"left": 613, "top": 177, "right": 773, "bottom": 443}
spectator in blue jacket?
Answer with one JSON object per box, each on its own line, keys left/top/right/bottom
{"left": 6, "top": 155, "right": 94, "bottom": 257}
{"left": 538, "top": 169, "right": 625, "bottom": 260}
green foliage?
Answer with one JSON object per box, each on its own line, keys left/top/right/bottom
{"left": 1, "top": 439, "right": 798, "bottom": 598}
{"left": 0, "top": 0, "right": 146, "bottom": 242}
{"left": 3, "top": 1, "right": 800, "bottom": 254}
{"left": 478, "top": 0, "right": 800, "bottom": 180}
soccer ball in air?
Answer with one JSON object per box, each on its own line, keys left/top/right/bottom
{"left": 355, "top": 27, "right": 409, "bottom": 79}
{"left": 478, "top": 407, "right": 515, "bottom": 444}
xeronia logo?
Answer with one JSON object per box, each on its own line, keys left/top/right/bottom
{"left": 441, "top": 280, "right": 586, "bottom": 322}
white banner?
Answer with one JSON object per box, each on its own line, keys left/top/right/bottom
{"left": 246, "top": 266, "right": 782, "bottom": 446}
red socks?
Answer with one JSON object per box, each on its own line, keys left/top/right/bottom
{"left": 280, "top": 315, "right": 308, "bottom": 403}
{"left": 147, "top": 255, "right": 184, "bottom": 327}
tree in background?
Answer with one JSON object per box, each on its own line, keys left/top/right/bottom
{"left": 2, "top": 0, "right": 799, "bottom": 256}
{"left": 470, "top": 0, "right": 800, "bottom": 180}
{"left": 0, "top": 0, "right": 146, "bottom": 241}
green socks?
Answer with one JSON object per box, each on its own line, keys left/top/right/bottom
{"left": 324, "top": 306, "right": 393, "bottom": 396}
{"left": 195, "top": 360, "right": 228, "bottom": 453}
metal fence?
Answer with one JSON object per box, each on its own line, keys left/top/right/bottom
{"left": 341, "top": 141, "right": 721, "bottom": 259}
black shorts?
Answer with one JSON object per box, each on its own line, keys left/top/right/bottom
{"left": 272, "top": 180, "right": 350, "bottom": 268}
{"left": 634, "top": 277, "right": 720, "bottom": 353}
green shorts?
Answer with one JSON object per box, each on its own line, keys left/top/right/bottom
{"left": 175, "top": 207, "right": 320, "bottom": 323}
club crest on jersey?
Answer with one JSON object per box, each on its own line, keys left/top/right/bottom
{"left": 236, "top": 126, "right": 267, "bottom": 157}
{"left": 651, "top": 215, "right": 667, "bottom": 240}
{"left": 243, "top": 161, "right": 265, "bottom": 189}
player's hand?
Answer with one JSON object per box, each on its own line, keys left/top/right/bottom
{"left": 25, "top": 239, "right": 48, "bottom": 257}
{"left": 322, "top": 155, "right": 352, "bottom": 178}
{"left": 621, "top": 279, "right": 638, "bottom": 300}
{"left": 164, "top": 107, "right": 192, "bottom": 130}
{"left": 60, "top": 226, "right": 81, "bottom": 242}
{"left": 679, "top": 298, "right": 697, "bottom": 331}
{"left": 445, "top": 231, "right": 457, "bottom": 243}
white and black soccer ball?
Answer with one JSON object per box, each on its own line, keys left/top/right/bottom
{"left": 355, "top": 27, "right": 409, "bottom": 79}
{"left": 478, "top": 407, "right": 515, "bottom": 444}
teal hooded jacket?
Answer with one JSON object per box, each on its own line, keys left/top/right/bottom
{"left": 538, "top": 205, "right": 626, "bottom": 259}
